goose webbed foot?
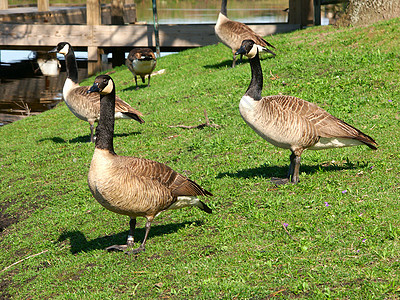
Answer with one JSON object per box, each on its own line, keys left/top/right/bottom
{"left": 272, "top": 152, "right": 301, "bottom": 185}
{"left": 271, "top": 176, "right": 300, "bottom": 185}
{"left": 125, "top": 245, "right": 145, "bottom": 255}
{"left": 106, "top": 232, "right": 139, "bottom": 253}
{"left": 105, "top": 244, "right": 145, "bottom": 255}
{"left": 270, "top": 177, "right": 290, "bottom": 186}
{"left": 106, "top": 244, "right": 130, "bottom": 252}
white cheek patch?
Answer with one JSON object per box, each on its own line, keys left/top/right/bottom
{"left": 101, "top": 80, "right": 114, "bottom": 94}
{"left": 59, "top": 44, "right": 70, "bottom": 55}
{"left": 247, "top": 44, "right": 258, "bottom": 58}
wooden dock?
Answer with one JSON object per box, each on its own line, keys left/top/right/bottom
{"left": 0, "top": 23, "right": 300, "bottom": 51}
{"left": 0, "top": 0, "right": 317, "bottom": 74}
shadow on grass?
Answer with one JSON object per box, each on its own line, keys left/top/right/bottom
{"left": 217, "top": 163, "right": 360, "bottom": 180}
{"left": 58, "top": 220, "right": 203, "bottom": 254}
{"left": 203, "top": 59, "right": 232, "bottom": 69}
{"left": 38, "top": 131, "right": 142, "bottom": 144}
{"left": 121, "top": 85, "right": 149, "bottom": 92}
{"left": 204, "top": 55, "right": 275, "bottom": 69}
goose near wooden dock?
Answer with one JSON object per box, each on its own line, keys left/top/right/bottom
{"left": 87, "top": 75, "right": 212, "bottom": 254}
{"left": 235, "top": 39, "right": 377, "bottom": 184}
{"left": 49, "top": 42, "right": 144, "bottom": 142}
{"left": 215, "top": 0, "right": 276, "bottom": 67}
{"left": 125, "top": 48, "right": 157, "bottom": 90}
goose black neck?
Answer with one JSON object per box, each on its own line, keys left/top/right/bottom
{"left": 245, "top": 50, "right": 263, "bottom": 101}
{"left": 220, "top": 0, "right": 227, "bottom": 16}
{"left": 95, "top": 92, "right": 116, "bottom": 154}
{"left": 65, "top": 48, "right": 79, "bottom": 83}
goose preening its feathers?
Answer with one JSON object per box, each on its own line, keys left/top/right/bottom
{"left": 125, "top": 48, "right": 157, "bottom": 89}
{"left": 235, "top": 39, "right": 377, "bottom": 184}
{"left": 49, "top": 42, "right": 144, "bottom": 142}
{"left": 87, "top": 75, "right": 212, "bottom": 254}
{"left": 215, "top": 0, "right": 276, "bottom": 67}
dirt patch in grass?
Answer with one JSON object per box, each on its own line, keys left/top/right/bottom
{"left": 0, "top": 201, "right": 19, "bottom": 239}
{"left": 0, "top": 277, "right": 12, "bottom": 300}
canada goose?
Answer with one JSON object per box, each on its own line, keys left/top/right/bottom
{"left": 49, "top": 42, "right": 144, "bottom": 142}
{"left": 125, "top": 48, "right": 157, "bottom": 89}
{"left": 87, "top": 75, "right": 212, "bottom": 254}
{"left": 235, "top": 39, "right": 377, "bottom": 184}
{"left": 215, "top": 0, "right": 276, "bottom": 67}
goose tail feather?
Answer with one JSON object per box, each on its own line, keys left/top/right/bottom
{"left": 199, "top": 200, "right": 212, "bottom": 214}
{"left": 123, "top": 112, "right": 145, "bottom": 124}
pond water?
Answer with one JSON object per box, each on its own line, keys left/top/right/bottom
{"left": 0, "top": 0, "right": 330, "bottom": 126}
{"left": 134, "top": 0, "right": 289, "bottom": 24}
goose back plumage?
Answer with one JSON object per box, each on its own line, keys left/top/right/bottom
{"left": 236, "top": 39, "right": 377, "bottom": 183}
{"left": 215, "top": 13, "right": 275, "bottom": 54}
{"left": 88, "top": 151, "right": 212, "bottom": 218}
{"left": 241, "top": 94, "right": 377, "bottom": 151}
{"left": 50, "top": 42, "right": 144, "bottom": 142}
{"left": 215, "top": 0, "right": 276, "bottom": 67}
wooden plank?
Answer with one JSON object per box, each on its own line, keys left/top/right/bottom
{"left": 0, "top": 23, "right": 300, "bottom": 48}
{"left": 0, "top": 5, "right": 137, "bottom": 25}
{"left": 0, "top": 24, "right": 93, "bottom": 47}
{"left": 37, "top": 0, "right": 49, "bottom": 12}
{"left": 87, "top": 0, "right": 101, "bottom": 25}
{"left": 0, "top": 0, "right": 8, "bottom": 10}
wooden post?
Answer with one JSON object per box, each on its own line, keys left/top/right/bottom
{"left": 111, "top": 0, "right": 124, "bottom": 24}
{"left": 87, "top": 0, "right": 101, "bottom": 75}
{"left": 301, "top": 0, "right": 314, "bottom": 26}
{"left": 288, "top": 0, "right": 301, "bottom": 24}
{"left": 38, "top": 0, "right": 49, "bottom": 12}
{"left": 111, "top": 0, "right": 125, "bottom": 67}
{"left": 152, "top": 0, "right": 160, "bottom": 58}
{"left": 0, "top": 0, "right": 8, "bottom": 10}
{"left": 314, "top": 0, "right": 321, "bottom": 25}
{"left": 288, "top": 0, "right": 314, "bottom": 27}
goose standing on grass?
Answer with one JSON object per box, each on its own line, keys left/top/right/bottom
{"left": 235, "top": 39, "right": 377, "bottom": 184}
{"left": 87, "top": 75, "right": 212, "bottom": 254}
{"left": 215, "top": 0, "right": 276, "bottom": 67}
{"left": 125, "top": 48, "right": 157, "bottom": 89}
{"left": 49, "top": 42, "right": 144, "bottom": 142}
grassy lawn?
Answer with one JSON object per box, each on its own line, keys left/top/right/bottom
{"left": 1, "top": 18, "right": 399, "bottom": 299}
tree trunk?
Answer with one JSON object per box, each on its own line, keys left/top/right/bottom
{"left": 337, "top": 0, "right": 400, "bottom": 26}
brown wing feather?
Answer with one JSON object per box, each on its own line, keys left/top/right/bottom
{"left": 115, "top": 96, "right": 145, "bottom": 124}
{"left": 72, "top": 86, "right": 101, "bottom": 105}
{"left": 71, "top": 86, "right": 144, "bottom": 123}
{"left": 225, "top": 19, "right": 275, "bottom": 50}
{"left": 118, "top": 157, "right": 212, "bottom": 197}
{"left": 267, "top": 95, "right": 377, "bottom": 149}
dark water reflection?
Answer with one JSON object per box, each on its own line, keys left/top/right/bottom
{"left": 0, "top": 58, "right": 88, "bottom": 126}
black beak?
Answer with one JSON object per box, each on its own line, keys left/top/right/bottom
{"left": 235, "top": 46, "right": 247, "bottom": 56}
{"left": 48, "top": 46, "right": 58, "bottom": 53}
{"left": 87, "top": 83, "right": 100, "bottom": 94}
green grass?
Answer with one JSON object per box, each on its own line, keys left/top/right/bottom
{"left": 1, "top": 18, "right": 400, "bottom": 299}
